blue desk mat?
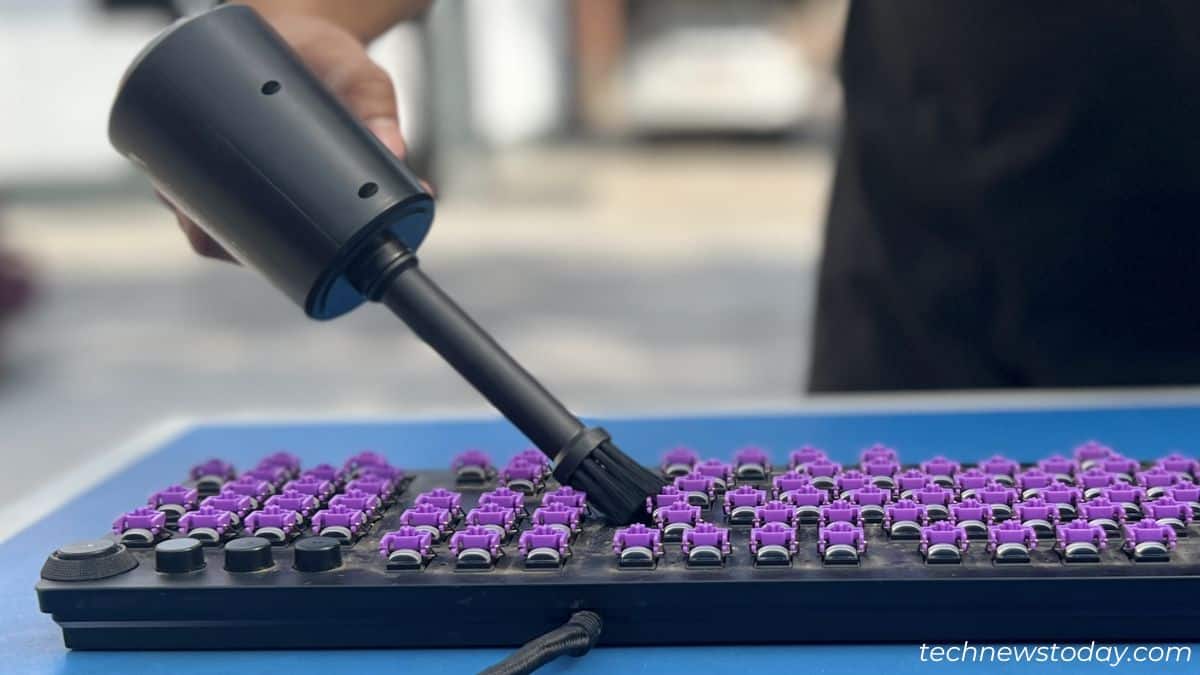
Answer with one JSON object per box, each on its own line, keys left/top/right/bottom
{"left": 5, "top": 403, "right": 1200, "bottom": 673}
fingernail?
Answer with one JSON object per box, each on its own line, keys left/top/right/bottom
{"left": 365, "top": 117, "right": 407, "bottom": 158}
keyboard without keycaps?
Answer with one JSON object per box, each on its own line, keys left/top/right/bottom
{"left": 36, "top": 443, "right": 1200, "bottom": 649}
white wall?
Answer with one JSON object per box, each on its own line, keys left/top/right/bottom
{"left": 463, "top": 0, "right": 570, "bottom": 147}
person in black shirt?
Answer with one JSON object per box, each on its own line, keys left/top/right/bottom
{"left": 811, "top": 1, "right": 1200, "bottom": 390}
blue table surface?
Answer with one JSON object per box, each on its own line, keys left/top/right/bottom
{"left": 5, "top": 402, "right": 1200, "bottom": 674}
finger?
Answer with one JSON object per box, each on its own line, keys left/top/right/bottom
{"left": 325, "top": 60, "right": 408, "bottom": 158}
{"left": 176, "top": 213, "right": 237, "bottom": 263}
{"left": 364, "top": 116, "right": 408, "bottom": 159}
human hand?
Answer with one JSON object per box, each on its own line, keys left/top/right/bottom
{"left": 166, "top": 10, "right": 410, "bottom": 262}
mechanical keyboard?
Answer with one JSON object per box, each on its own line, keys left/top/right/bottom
{"left": 36, "top": 442, "right": 1200, "bottom": 649}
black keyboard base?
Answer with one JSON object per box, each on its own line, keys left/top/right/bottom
{"left": 38, "top": 470, "right": 1200, "bottom": 649}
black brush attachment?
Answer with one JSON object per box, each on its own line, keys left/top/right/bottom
{"left": 557, "top": 437, "right": 664, "bottom": 526}
{"left": 108, "top": 5, "right": 661, "bottom": 524}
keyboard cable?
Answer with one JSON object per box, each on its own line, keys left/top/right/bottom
{"left": 478, "top": 611, "right": 604, "bottom": 675}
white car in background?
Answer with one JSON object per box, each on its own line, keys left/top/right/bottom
{"left": 625, "top": 24, "right": 818, "bottom": 135}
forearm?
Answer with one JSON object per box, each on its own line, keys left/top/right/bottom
{"left": 234, "top": 0, "right": 432, "bottom": 42}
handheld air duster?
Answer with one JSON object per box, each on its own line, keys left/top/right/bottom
{"left": 108, "top": 5, "right": 661, "bottom": 525}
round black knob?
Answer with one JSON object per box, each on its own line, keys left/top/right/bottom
{"left": 224, "top": 536, "right": 274, "bottom": 572}
{"left": 293, "top": 536, "right": 342, "bottom": 572}
{"left": 155, "top": 537, "right": 206, "bottom": 573}
{"left": 57, "top": 539, "right": 119, "bottom": 559}
{"left": 41, "top": 539, "right": 138, "bottom": 581}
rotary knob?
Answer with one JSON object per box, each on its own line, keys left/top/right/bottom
{"left": 224, "top": 536, "right": 274, "bottom": 572}
{"left": 155, "top": 537, "right": 206, "bottom": 573}
{"left": 40, "top": 539, "right": 138, "bottom": 582}
{"left": 293, "top": 536, "right": 342, "bottom": 572}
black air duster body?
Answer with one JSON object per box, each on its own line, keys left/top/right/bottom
{"left": 108, "top": 5, "right": 661, "bottom": 524}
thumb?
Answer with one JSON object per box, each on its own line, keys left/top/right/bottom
{"left": 363, "top": 116, "right": 408, "bottom": 158}
{"left": 261, "top": 15, "right": 409, "bottom": 159}
{"left": 326, "top": 57, "right": 408, "bottom": 159}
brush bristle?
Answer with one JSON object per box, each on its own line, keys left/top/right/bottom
{"left": 564, "top": 441, "right": 663, "bottom": 525}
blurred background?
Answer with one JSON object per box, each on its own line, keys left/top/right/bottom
{"left": 0, "top": 0, "right": 846, "bottom": 503}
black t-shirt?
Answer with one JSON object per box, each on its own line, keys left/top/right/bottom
{"left": 811, "top": 0, "right": 1200, "bottom": 391}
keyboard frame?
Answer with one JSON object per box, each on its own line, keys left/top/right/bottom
{"left": 37, "top": 470, "right": 1200, "bottom": 649}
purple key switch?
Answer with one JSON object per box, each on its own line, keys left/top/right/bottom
{"left": 955, "top": 468, "right": 990, "bottom": 493}
{"left": 245, "top": 505, "right": 300, "bottom": 539}
{"left": 860, "top": 444, "right": 898, "bottom": 464}
{"left": 920, "top": 456, "right": 960, "bottom": 482}
{"left": 674, "top": 471, "right": 717, "bottom": 505}
{"left": 613, "top": 523, "right": 663, "bottom": 561}
{"left": 754, "top": 500, "right": 798, "bottom": 527}
{"left": 112, "top": 506, "right": 166, "bottom": 539}
{"left": 724, "top": 485, "right": 767, "bottom": 512}
{"left": 884, "top": 499, "right": 928, "bottom": 529}
{"left": 451, "top": 450, "right": 495, "bottom": 479}
{"left": 980, "top": 454, "right": 1019, "bottom": 478}
{"left": 201, "top": 490, "right": 254, "bottom": 521}
{"left": 500, "top": 458, "right": 545, "bottom": 492}
{"left": 311, "top": 504, "right": 367, "bottom": 538}
{"left": 265, "top": 489, "right": 320, "bottom": 518}
{"left": 772, "top": 470, "right": 810, "bottom": 497}
{"left": 820, "top": 498, "right": 861, "bottom": 525}
{"left": 951, "top": 497, "right": 994, "bottom": 526}
{"left": 283, "top": 476, "right": 335, "bottom": 500}
{"left": 480, "top": 486, "right": 527, "bottom": 512}
{"left": 1143, "top": 497, "right": 1193, "bottom": 528}
{"left": 733, "top": 446, "right": 772, "bottom": 478}
{"left": 148, "top": 485, "right": 198, "bottom": 512}
{"left": 542, "top": 486, "right": 587, "bottom": 510}
{"left": 1056, "top": 520, "right": 1108, "bottom": 551}
{"left": 415, "top": 488, "right": 463, "bottom": 517}
{"left": 695, "top": 458, "right": 734, "bottom": 488}
{"left": 189, "top": 459, "right": 235, "bottom": 483}
{"left": 788, "top": 446, "right": 827, "bottom": 470}
{"left": 448, "top": 525, "right": 502, "bottom": 561}
{"left": 895, "top": 469, "right": 929, "bottom": 495}
{"left": 301, "top": 463, "right": 344, "bottom": 484}
{"left": 1158, "top": 453, "right": 1199, "bottom": 476}
{"left": 836, "top": 470, "right": 868, "bottom": 494}
{"left": 655, "top": 499, "right": 701, "bottom": 529}
{"left": 750, "top": 521, "right": 797, "bottom": 558}
{"left": 1123, "top": 519, "right": 1177, "bottom": 554}
{"left": 1078, "top": 496, "right": 1125, "bottom": 525}
{"left": 329, "top": 489, "right": 383, "bottom": 518}
{"left": 531, "top": 502, "right": 582, "bottom": 533}
{"left": 681, "top": 522, "right": 731, "bottom": 557}
{"left": 256, "top": 451, "right": 302, "bottom": 476}
{"left": 1038, "top": 455, "right": 1077, "bottom": 479}
{"left": 465, "top": 502, "right": 518, "bottom": 535}
{"left": 344, "top": 451, "right": 390, "bottom": 473}
{"left": 518, "top": 525, "right": 571, "bottom": 559}
{"left": 345, "top": 475, "right": 395, "bottom": 499}
{"left": 177, "top": 505, "right": 234, "bottom": 539}
{"left": 380, "top": 526, "right": 434, "bottom": 561}
{"left": 818, "top": 521, "right": 866, "bottom": 556}
{"left": 224, "top": 475, "right": 273, "bottom": 504}
{"left": 399, "top": 503, "right": 452, "bottom": 538}
{"left": 660, "top": 446, "right": 699, "bottom": 476}
{"left": 921, "top": 520, "right": 969, "bottom": 556}
{"left": 850, "top": 485, "right": 890, "bottom": 507}
{"left": 988, "top": 520, "right": 1037, "bottom": 552}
